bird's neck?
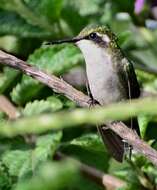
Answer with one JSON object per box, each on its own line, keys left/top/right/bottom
{"left": 77, "top": 39, "right": 123, "bottom": 70}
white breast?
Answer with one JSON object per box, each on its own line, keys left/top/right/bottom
{"left": 76, "top": 40, "right": 125, "bottom": 105}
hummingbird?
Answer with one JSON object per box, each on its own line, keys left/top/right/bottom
{"left": 46, "top": 26, "right": 140, "bottom": 162}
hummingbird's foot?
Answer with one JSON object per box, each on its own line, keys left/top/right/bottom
{"left": 122, "top": 139, "right": 132, "bottom": 160}
{"left": 102, "top": 125, "right": 110, "bottom": 130}
{"left": 88, "top": 98, "right": 99, "bottom": 108}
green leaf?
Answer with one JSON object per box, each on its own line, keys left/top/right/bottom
{"left": 70, "top": 133, "right": 105, "bottom": 152}
{"left": 15, "top": 160, "right": 79, "bottom": 190}
{"left": 33, "top": 132, "right": 62, "bottom": 169}
{"left": 110, "top": 0, "right": 134, "bottom": 13}
{"left": 63, "top": 0, "right": 103, "bottom": 16}
{"left": 1, "top": 132, "right": 62, "bottom": 180}
{"left": 0, "top": 161, "right": 12, "bottom": 190}
{"left": 72, "top": 175, "right": 102, "bottom": 190}
{"left": 130, "top": 49, "right": 157, "bottom": 70}
{"left": 0, "top": 0, "right": 62, "bottom": 32}
{"left": 61, "top": 0, "right": 104, "bottom": 34}
{"left": 111, "top": 17, "right": 148, "bottom": 51}
{"left": 109, "top": 160, "right": 140, "bottom": 187}
{"left": 11, "top": 44, "right": 83, "bottom": 105}
{"left": 142, "top": 162, "right": 157, "bottom": 185}
{"left": 0, "top": 67, "right": 19, "bottom": 94}
{"left": 138, "top": 115, "right": 150, "bottom": 138}
{"left": 23, "top": 0, "right": 63, "bottom": 23}
{"left": 11, "top": 80, "right": 43, "bottom": 105}
{"left": 2, "top": 150, "right": 31, "bottom": 178}
{"left": 28, "top": 44, "right": 82, "bottom": 73}
{"left": 61, "top": 134, "right": 110, "bottom": 171}
{"left": 0, "top": 10, "right": 51, "bottom": 38}
{"left": 61, "top": 1, "right": 88, "bottom": 34}
{"left": 118, "top": 31, "right": 132, "bottom": 47}
{"left": 0, "top": 0, "right": 18, "bottom": 11}
{"left": 23, "top": 97, "right": 63, "bottom": 117}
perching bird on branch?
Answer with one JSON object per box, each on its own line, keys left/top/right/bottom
{"left": 46, "top": 26, "right": 141, "bottom": 162}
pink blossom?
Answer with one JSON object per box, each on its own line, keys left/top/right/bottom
{"left": 135, "top": 0, "right": 145, "bottom": 14}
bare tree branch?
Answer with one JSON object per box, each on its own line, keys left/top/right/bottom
{"left": 0, "top": 50, "right": 157, "bottom": 166}
{"left": 0, "top": 50, "right": 90, "bottom": 107}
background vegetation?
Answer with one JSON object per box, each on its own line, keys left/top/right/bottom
{"left": 0, "top": 0, "right": 157, "bottom": 189}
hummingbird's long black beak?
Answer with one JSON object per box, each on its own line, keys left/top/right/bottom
{"left": 45, "top": 37, "right": 83, "bottom": 45}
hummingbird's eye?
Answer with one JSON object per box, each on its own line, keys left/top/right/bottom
{"left": 89, "top": 32, "right": 97, "bottom": 40}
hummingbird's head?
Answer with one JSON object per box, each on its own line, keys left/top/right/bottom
{"left": 75, "top": 26, "right": 118, "bottom": 54}
{"left": 46, "top": 26, "right": 118, "bottom": 61}
{"left": 77, "top": 26, "right": 117, "bottom": 47}
{"left": 46, "top": 26, "right": 117, "bottom": 49}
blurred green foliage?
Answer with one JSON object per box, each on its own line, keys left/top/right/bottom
{"left": 0, "top": 0, "right": 157, "bottom": 189}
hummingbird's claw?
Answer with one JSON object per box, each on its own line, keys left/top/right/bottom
{"left": 87, "top": 98, "right": 99, "bottom": 108}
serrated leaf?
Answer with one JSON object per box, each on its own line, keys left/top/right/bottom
{"left": 2, "top": 150, "right": 31, "bottom": 178}
{"left": 23, "top": 97, "right": 63, "bottom": 117}
{"left": 33, "top": 132, "right": 62, "bottom": 169}
{"left": 0, "top": 10, "right": 51, "bottom": 38}
{"left": 47, "top": 96, "right": 63, "bottom": 110}
{"left": 11, "top": 80, "right": 43, "bottom": 105}
{"left": 61, "top": 133, "right": 110, "bottom": 172}
{"left": 0, "top": 162, "right": 12, "bottom": 189}
{"left": 2, "top": 132, "right": 62, "bottom": 180}
{"left": 11, "top": 44, "right": 83, "bottom": 105}
{"left": 28, "top": 44, "right": 83, "bottom": 72}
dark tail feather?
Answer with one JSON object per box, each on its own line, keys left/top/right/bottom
{"left": 98, "top": 126, "right": 124, "bottom": 162}
{"left": 98, "top": 118, "right": 140, "bottom": 162}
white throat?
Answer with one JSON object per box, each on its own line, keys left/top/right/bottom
{"left": 76, "top": 39, "right": 123, "bottom": 105}
{"left": 76, "top": 39, "right": 111, "bottom": 67}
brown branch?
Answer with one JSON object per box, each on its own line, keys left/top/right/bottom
{"left": 0, "top": 50, "right": 90, "bottom": 107}
{"left": 54, "top": 152, "right": 126, "bottom": 190}
{"left": 0, "top": 95, "right": 20, "bottom": 119}
{"left": 0, "top": 50, "right": 157, "bottom": 166}
{"left": 81, "top": 163, "right": 126, "bottom": 190}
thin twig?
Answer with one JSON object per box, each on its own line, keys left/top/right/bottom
{"left": 54, "top": 152, "right": 126, "bottom": 190}
{"left": 0, "top": 50, "right": 157, "bottom": 166}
